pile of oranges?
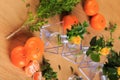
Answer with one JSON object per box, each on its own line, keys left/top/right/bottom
{"left": 84, "top": 0, "right": 106, "bottom": 30}
{"left": 62, "top": 0, "right": 106, "bottom": 31}
{"left": 10, "top": 37, "right": 44, "bottom": 80}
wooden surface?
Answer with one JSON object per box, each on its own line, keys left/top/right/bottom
{"left": 0, "top": 0, "right": 120, "bottom": 80}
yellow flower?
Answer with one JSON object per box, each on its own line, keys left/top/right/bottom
{"left": 100, "top": 47, "right": 110, "bottom": 56}
{"left": 117, "top": 67, "right": 120, "bottom": 76}
{"left": 70, "top": 36, "right": 81, "bottom": 44}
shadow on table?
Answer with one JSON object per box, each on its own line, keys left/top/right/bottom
{"left": 7, "top": 29, "right": 33, "bottom": 56}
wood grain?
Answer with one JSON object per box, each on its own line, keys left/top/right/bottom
{"left": 0, "top": 0, "right": 120, "bottom": 80}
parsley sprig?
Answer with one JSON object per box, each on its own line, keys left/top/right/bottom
{"left": 26, "top": 0, "right": 80, "bottom": 32}
{"left": 37, "top": 0, "right": 80, "bottom": 19}
{"left": 67, "top": 21, "right": 89, "bottom": 40}
{"left": 41, "top": 57, "right": 58, "bottom": 80}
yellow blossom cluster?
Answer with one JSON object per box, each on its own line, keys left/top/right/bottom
{"left": 117, "top": 67, "right": 120, "bottom": 76}
{"left": 70, "top": 36, "right": 81, "bottom": 45}
{"left": 100, "top": 47, "right": 110, "bottom": 56}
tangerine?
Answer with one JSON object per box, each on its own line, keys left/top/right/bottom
{"left": 10, "top": 46, "right": 29, "bottom": 68}
{"left": 62, "top": 15, "right": 78, "bottom": 34}
{"left": 24, "top": 37, "right": 44, "bottom": 61}
{"left": 33, "top": 72, "right": 42, "bottom": 80}
{"left": 84, "top": 0, "right": 99, "bottom": 16}
{"left": 90, "top": 13, "right": 106, "bottom": 30}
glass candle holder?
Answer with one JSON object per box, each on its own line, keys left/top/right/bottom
{"left": 78, "top": 47, "right": 103, "bottom": 80}
{"left": 61, "top": 34, "right": 84, "bottom": 64}
{"left": 40, "top": 22, "right": 63, "bottom": 54}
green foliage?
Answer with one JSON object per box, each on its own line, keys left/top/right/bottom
{"left": 105, "top": 22, "right": 117, "bottom": 33}
{"left": 86, "top": 23, "right": 117, "bottom": 62}
{"left": 24, "top": 12, "right": 48, "bottom": 32}
{"left": 25, "top": 0, "right": 80, "bottom": 32}
{"left": 22, "top": 0, "right": 25, "bottom": 2}
{"left": 41, "top": 57, "right": 58, "bottom": 80}
{"left": 109, "top": 23, "right": 117, "bottom": 33}
{"left": 107, "top": 50, "right": 120, "bottom": 66}
{"left": 86, "top": 36, "right": 113, "bottom": 62}
{"left": 119, "top": 36, "right": 120, "bottom": 40}
{"left": 29, "top": 20, "right": 48, "bottom": 32}
{"left": 103, "top": 50, "right": 120, "bottom": 80}
{"left": 105, "top": 23, "right": 117, "bottom": 43}
{"left": 86, "top": 36, "right": 105, "bottom": 62}
{"left": 37, "top": 0, "right": 80, "bottom": 18}
{"left": 90, "top": 52, "right": 100, "bottom": 62}
{"left": 66, "top": 21, "right": 89, "bottom": 40}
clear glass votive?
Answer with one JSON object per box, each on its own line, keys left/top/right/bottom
{"left": 61, "top": 34, "right": 84, "bottom": 64}
{"left": 40, "top": 22, "right": 63, "bottom": 54}
{"left": 78, "top": 47, "right": 103, "bottom": 80}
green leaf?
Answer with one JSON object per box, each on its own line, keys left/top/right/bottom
{"left": 103, "top": 50, "right": 120, "bottom": 80}
{"left": 106, "top": 41, "right": 113, "bottom": 47}
{"left": 83, "top": 21, "right": 89, "bottom": 27}
{"left": 118, "top": 36, "right": 120, "bottom": 40}
{"left": 90, "top": 36, "right": 97, "bottom": 46}
{"left": 90, "top": 53, "right": 100, "bottom": 62}
{"left": 96, "top": 36, "right": 105, "bottom": 47}
{"left": 109, "top": 23, "right": 117, "bottom": 33}
{"left": 107, "top": 67, "right": 118, "bottom": 80}
{"left": 86, "top": 49, "right": 92, "bottom": 56}
{"left": 41, "top": 57, "right": 58, "bottom": 80}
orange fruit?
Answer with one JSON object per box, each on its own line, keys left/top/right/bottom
{"left": 90, "top": 13, "right": 106, "bottom": 30}
{"left": 33, "top": 72, "right": 42, "bottom": 80}
{"left": 84, "top": 0, "right": 99, "bottom": 16}
{"left": 62, "top": 15, "right": 78, "bottom": 34}
{"left": 24, "top": 60, "right": 40, "bottom": 77}
{"left": 24, "top": 37, "right": 44, "bottom": 61}
{"left": 10, "top": 46, "right": 29, "bottom": 68}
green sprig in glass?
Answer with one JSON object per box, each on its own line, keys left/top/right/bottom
{"left": 66, "top": 21, "right": 89, "bottom": 45}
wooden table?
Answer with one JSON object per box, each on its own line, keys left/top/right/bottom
{"left": 0, "top": 0, "right": 120, "bottom": 80}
